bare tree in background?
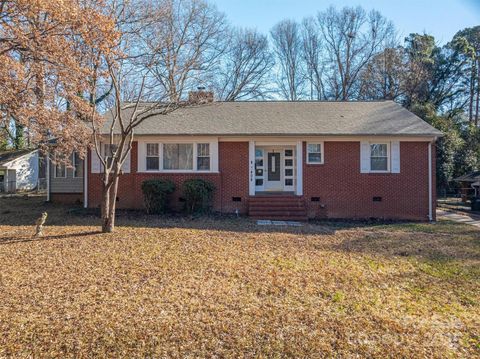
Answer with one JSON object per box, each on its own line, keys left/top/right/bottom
{"left": 140, "top": 0, "right": 227, "bottom": 101}
{"left": 215, "top": 28, "right": 274, "bottom": 101}
{"left": 358, "top": 46, "right": 405, "bottom": 100}
{"left": 317, "top": 6, "right": 394, "bottom": 100}
{"left": 270, "top": 19, "right": 305, "bottom": 101}
{"left": 301, "top": 17, "right": 325, "bottom": 100}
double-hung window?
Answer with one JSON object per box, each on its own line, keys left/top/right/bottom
{"left": 104, "top": 144, "right": 118, "bottom": 169}
{"left": 146, "top": 143, "right": 160, "bottom": 170}
{"left": 73, "top": 152, "right": 84, "bottom": 178}
{"left": 307, "top": 143, "right": 323, "bottom": 164}
{"left": 54, "top": 162, "right": 66, "bottom": 178}
{"left": 197, "top": 143, "right": 210, "bottom": 171}
{"left": 370, "top": 143, "right": 389, "bottom": 172}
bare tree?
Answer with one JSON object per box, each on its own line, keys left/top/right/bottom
{"left": 358, "top": 46, "right": 405, "bottom": 100}
{"left": 317, "top": 6, "right": 395, "bottom": 100}
{"left": 215, "top": 28, "right": 274, "bottom": 101}
{"left": 139, "top": 0, "right": 227, "bottom": 101}
{"left": 301, "top": 17, "right": 325, "bottom": 100}
{"left": 91, "top": 62, "right": 180, "bottom": 233}
{"left": 270, "top": 19, "right": 305, "bottom": 100}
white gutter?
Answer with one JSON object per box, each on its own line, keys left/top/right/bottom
{"left": 428, "top": 141, "right": 433, "bottom": 221}
{"left": 83, "top": 150, "right": 88, "bottom": 208}
{"left": 46, "top": 154, "right": 50, "bottom": 201}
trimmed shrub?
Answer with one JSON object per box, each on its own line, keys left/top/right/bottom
{"left": 141, "top": 179, "right": 175, "bottom": 214}
{"left": 182, "top": 179, "right": 215, "bottom": 214}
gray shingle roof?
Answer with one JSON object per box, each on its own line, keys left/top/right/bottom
{"left": 103, "top": 101, "right": 442, "bottom": 137}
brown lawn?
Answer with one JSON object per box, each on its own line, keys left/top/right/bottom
{"left": 0, "top": 196, "right": 479, "bottom": 357}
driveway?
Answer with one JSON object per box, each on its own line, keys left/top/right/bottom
{"left": 437, "top": 209, "right": 480, "bottom": 228}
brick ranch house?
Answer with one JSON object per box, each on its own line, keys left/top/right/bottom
{"left": 47, "top": 100, "right": 442, "bottom": 221}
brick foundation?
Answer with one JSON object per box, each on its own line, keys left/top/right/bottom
{"left": 50, "top": 193, "right": 83, "bottom": 205}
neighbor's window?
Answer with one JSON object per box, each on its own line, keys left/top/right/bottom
{"left": 307, "top": 143, "right": 323, "bottom": 164}
{"left": 146, "top": 143, "right": 160, "bottom": 170}
{"left": 370, "top": 143, "right": 389, "bottom": 171}
{"left": 104, "top": 144, "right": 118, "bottom": 169}
{"left": 54, "top": 161, "right": 66, "bottom": 178}
{"left": 73, "top": 152, "right": 84, "bottom": 178}
{"left": 197, "top": 143, "right": 210, "bottom": 171}
{"left": 163, "top": 143, "right": 193, "bottom": 170}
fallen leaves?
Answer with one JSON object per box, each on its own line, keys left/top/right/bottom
{"left": 0, "top": 197, "right": 479, "bottom": 357}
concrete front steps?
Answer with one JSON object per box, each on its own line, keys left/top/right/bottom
{"left": 248, "top": 195, "right": 307, "bottom": 221}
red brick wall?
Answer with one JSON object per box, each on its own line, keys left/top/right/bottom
{"left": 303, "top": 141, "right": 434, "bottom": 221}
{"left": 87, "top": 141, "right": 250, "bottom": 214}
{"left": 86, "top": 140, "right": 435, "bottom": 221}
{"left": 218, "top": 141, "right": 249, "bottom": 214}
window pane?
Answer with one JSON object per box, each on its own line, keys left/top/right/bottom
{"left": 255, "top": 179, "right": 263, "bottom": 186}
{"left": 371, "top": 157, "right": 388, "bottom": 171}
{"left": 308, "top": 153, "right": 322, "bottom": 163}
{"left": 197, "top": 157, "right": 210, "bottom": 171}
{"left": 285, "top": 159, "right": 293, "bottom": 166}
{"left": 146, "top": 157, "right": 159, "bottom": 170}
{"left": 55, "top": 163, "right": 66, "bottom": 177}
{"left": 104, "top": 144, "right": 118, "bottom": 157}
{"left": 74, "top": 153, "right": 83, "bottom": 177}
{"left": 256, "top": 169, "right": 263, "bottom": 176}
{"left": 147, "top": 143, "right": 159, "bottom": 156}
{"left": 255, "top": 149, "right": 263, "bottom": 157}
{"left": 308, "top": 144, "right": 321, "bottom": 153}
{"left": 255, "top": 159, "right": 263, "bottom": 167}
{"left": 371, "top": 144, "right": 387, "bottom": 157}
{"left": 197, "top": 143, "right": 210, "bottom": 157}
{"left": 285, "top": 179, "right": 293, "bottom": 186}
{"left": 285, "top": 149, "right": 293, "bottom": 157}
{"left": 163, "top": 144, "right": 193, "bottom": 170}
{"left": 285, "top": 168, "right": 293, "bottom": 176}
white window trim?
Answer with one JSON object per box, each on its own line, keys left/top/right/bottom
{"left": 369, "top": 142, "right": 390, "bottom": 173}
{"left": 306, "top": 142, "right": 324, "bottom": 164}
{"left": 138, "top": 139, "right": 218, "bottom": 173}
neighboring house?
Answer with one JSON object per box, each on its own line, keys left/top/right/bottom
{"left": 47, "top": 152, "right": 85, "bottom": 204}
{"left": 0, "top": 149, "right": 40, "bottom": 193}
{"left": 48, "top": 99, "right": 442, "bottom": 221}
{"left": 454, "top": 171, "right": 480, "bottom": 199}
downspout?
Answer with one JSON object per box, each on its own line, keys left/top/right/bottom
{"left": 84, "top": 149, "right": 88, "bottom": 208}
{"left": 428, "top": 141, "right": 433, "bottom": 221}
{"left": 46, "top": 153, "right": 50, "bottom": 202}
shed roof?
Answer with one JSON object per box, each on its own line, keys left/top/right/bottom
{"left": 0, "top": 149, "right": 36, "bottom": 166}
{"left": 454, "top": 171, "right": 480, "bottom": 183}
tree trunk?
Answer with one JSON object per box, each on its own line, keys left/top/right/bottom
{"left": 475, "top": 58, "right": 480, "bottom": 127}
{"left": 469, "top": 64, "right": 475, "bottom": 122}
{"left": 101, "top": 172, "right": 120, "bottom": 233}
{"left": 101, "top": 179, "right": 111, "bottom": 233}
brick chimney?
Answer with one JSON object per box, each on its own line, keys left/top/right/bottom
{"left": 188, "top": 87, "right": 214, "bottom": 104}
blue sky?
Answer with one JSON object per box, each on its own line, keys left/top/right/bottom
{"left": 214, "top": 0, "right": 480, "bottom": 45}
